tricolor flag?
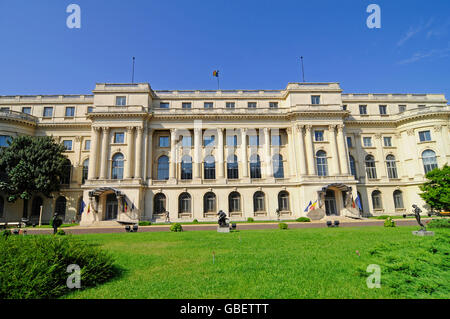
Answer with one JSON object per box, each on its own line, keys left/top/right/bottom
{"left": 80, "top": 200, "right": 86, "bottom": 215}
{"left": 304, "top": 201, "right": 312, "bottom": 212}
{"left": 309, "top": 200, "right": 317, "bottom": 211}
{"left": 355, "top": 194, "right": 362, "bottom": 211}
{"left": 213, "top": 70, "right": 219, "bottom": 77}
{"left": 87, "top": 203, "right": 90, "bottom": 214}
{"left": 123, "top": 199, "right": 128, "bottom": 213}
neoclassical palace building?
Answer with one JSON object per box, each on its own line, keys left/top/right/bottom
{"left": 0, "top": 82, "right": 448, "bottom": 225}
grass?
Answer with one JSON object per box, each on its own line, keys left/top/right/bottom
{"left": 64, "top": 226, "right": 450, "bottom": 299}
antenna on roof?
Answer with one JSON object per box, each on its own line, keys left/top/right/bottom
{"left": 300, "top": 56, "right": 305, "bottom": 82}
{"left": 131, "top": 57, "right": 136, "bottom": 83}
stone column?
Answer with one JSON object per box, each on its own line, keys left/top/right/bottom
{"left": 147, "top": 128, "right": 153, "bottom": 180}
{"left": 125, "top": 127, "right": 135, "bottom": 179}
{"left": 354, "top": 133, "right": 365, "bottom": 180}
{"left": 99, "top": 127, "right": 110, "bottom": 179}
{"left": 241, "top": 128, "right": 248, "bottom": 177}
{"left": 217, "top": 128, "right": 224, "bottom": 179}
{"left": 193, "top": 128, "right": 201, "bottom": 179}
{"left": 88, "top": 126, "right": 101, "bottom": 180}
{"left": 328, "top": 125, "right": 340, "bottom": 176}
{"left": 374, "top": 133, "right": 386, "bottom": 179}
{"left": 286, "top": 127, "right": 297, "bottom": 177}
{"left": 336, "top": 124, "right": 350, "bottom": 175}
{"left": 169, "top": 128, "right": 177, "bottom": 180}
{"left": 304, "top": 125, "right": 315, "bottom": 175}
{"left": 264, "top": 128, "right": 272, "bottom": 178}
{"left": 296, "top": 125, "right": 307, "bottom": 176}
{"left": 135, "top": 126, "right": 143, "bottom": 179}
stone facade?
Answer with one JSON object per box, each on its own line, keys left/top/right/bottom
{"left": 0, "top": 82, "right": 448, "bottom": 225}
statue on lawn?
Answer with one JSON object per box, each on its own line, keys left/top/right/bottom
{"left": 217, "top": 210, "right": 229, "bottom": 228}
{"left": 404, "top": 204, "right": 426, "bottom": 231}
{"left": 52, "top": 213, "right": 63, "bottom": 234}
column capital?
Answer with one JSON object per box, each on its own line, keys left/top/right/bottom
{"left": 286, "top": 127, "right": 292, "bottom": 134}
{"left": 433, "top": 125, "right": 443, "bottom": 132}
{"left": 101, "top": 126, "right": 110, "bottom": 133}
{"left": 328, "top": 124, "right": 337, "bottom": 131}
{"left": 305, "top": 124, "right": 313, "bottom": 132}
{"left": 337, "top": 124, "right": 345, "bottom": 132}
{"left": 296, "top": 124, "right": 305, "bottom": 131}
{"left": 136, "top": 126, "right": 144, "bottom": 134}
{"left": 127, "top": 126, "right": 135, "bottom": 133}
{"left": 217, "top": 127, "right": 224, "bottom": 133}
{"left": 406, "top": 129, "right": 414, "bottom": 136}
{"left": 93, "top": 126, "right": 101, "bottom": 132}
{"left": 241, "top": 128, "right": 247, "bottom": 134}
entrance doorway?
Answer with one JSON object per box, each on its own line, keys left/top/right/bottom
{"left": 325, "top": 190, "right": 338, "bottom": 216}
{"left": 105, "top": 193, "right": 118, "bottom": 220}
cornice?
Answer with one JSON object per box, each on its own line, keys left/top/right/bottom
{"left": 0, "top": 117, "right": 37, "bottom": 128}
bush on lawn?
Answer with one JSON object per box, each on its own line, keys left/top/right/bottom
{"left": 384, "top": 217, "right": 396, "bottom": 227}
{"left": 296, "top": 217, "right": 311, "bottom": 222}
{"left": 0, "top": 235, "right": 116, "bottom": 299}
{"left": 427, "top": 219, "right": 450, "bottom": 229}
{"left": 192, "top": 219, "right": 199, "bottom": 224}
{"left": 55, "top": 229, "right": 66, "bottom": 236}
{"left": 138, "top": 221, "right": 152, "bottom": 226}
{"left": 278, "top": 223, "right": 288, "bottom": 230}
{"left": 247, "top": 218, "right": 254, "bottom": 222}
{"left": 1, "top": 229, "right": 11, "bottom": 238}
{"left": 170, "top": 223, "right": 183, "bottom": 232}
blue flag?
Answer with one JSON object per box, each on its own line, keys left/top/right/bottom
{"left": 355, "top": 194, "right": 362, "bottom": 211}
{"left": 80, "top": 200, "right": 86, "bottom": 214}
{"left": 304, "top": 201, "right": 312, "bottom": 212}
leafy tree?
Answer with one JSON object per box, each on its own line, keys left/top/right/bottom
{"left": 419, "top": 164, "right": 450, "bottom": 212}
{"left": 0, "top": 136, "right": 68, "bottom": 202}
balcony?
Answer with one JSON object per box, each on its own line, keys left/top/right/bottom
{"left": 0, "top": 109, "right": 37, "bottom": 126}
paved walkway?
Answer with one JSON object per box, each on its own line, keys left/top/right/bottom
{"left": 22, "top": 218, "right": 428, "bottom": 235}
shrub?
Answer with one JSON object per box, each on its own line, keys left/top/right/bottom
{"left": 55, "top": 229, "right": 66, "bottom": 236}
{"left": 192, "top": 219, "right": 199, "bottom": 224}
{"left": 384, "top": 217, "right": 396, "bottom": 227}
{"left": 296, "top": 217, "right": 311, "bottom": 222}
{"left": 0, "top": 235, "right": 116, "bottom": 299}
{"left": 138, "top": 221, "right": 152, "bottom": 226}
{"left": 247, "top": 218, "right": 254, "bottom": 222}
{"left": 278, "top": 223, "right": 288, "bottom": 230}
{"left": 1, "top": 230, "right": 11, "bottom": 238}
{"left": 170, "top": 223, "right": 183, "bottom": 232}
{"left": 427, "top": 219, "right": 450, "bottom": 229}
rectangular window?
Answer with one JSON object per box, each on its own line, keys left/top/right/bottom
{"left": 269, "top": 102, "right": 278, "bottom": 108}
{"left": 182, "top": 102, "right": 191, "bottom": 109}
{"left": 226, "top": 135, "right": 237, "bottom": 147}
{"left": 84, "top": 140, "right": 91, "bottom": 150}
{"left": 419, "top": 130, "right": 431, "bottom": 142}
{"left": 311, "top": 96, "right": 320, "bottom": 105}
{"left": 271, "top": 135, "right": 281, "bottom": 146}
{"left": 63, "top": 140, "right": 73, "bottom": 151}
{"left": 342, "top": 105, "right": 347, "bottom": 110}
{"left": 22, "top": 107, "right": 31, "bottom": 114}
{"left": 43, "top": 107, "right": 53, "bottom": 118}
{"left": 249, "top": 135, "right": 259, "bottom": 146}
{"left": 399, "top": 105, "right": 406, "bottom": 113}
{"left": 0, "top": 135, "right": 12, "bottom": 147}
{"left": 181, "top": 136, "right": 192, "bottom": 147}
{"left": 160, "top": 102, "right": 169, "bottom": 109}
{"left": 359, "top": 105, "right": 367, "bottom": 115}
{"left": 116, "top": 96, "right": 126, "bottom": 106}
{"left": 226, "top": 102, "right": 235, "bottom": 109}
{"left": 65, "top": 107, "right": 75, "bottom": 117}
{"left": 379, "top": 105, "right": 387, "bottom": 115}
{"left": 314, "top": 130, "right": 324, "bottom": 142}
{"left": 383, "top": 137, "right": 392, "bottom": 147}
{"left": 204, "top": 135, "right": 215, "bottom": 147}
{"left": 0, "top": 107, "right": 10, "bottom": 112}
{"left": 87, "top": 106, "right": 93, "bottom": 113}
{"left": 248, "top": 102, "right": 257, "bottom": 108}
{"left": 114, "top": 132, "right": 125, "bottom": 144}
{"left": 347, "top": 137, "right": 352, "bottom": 148}
{"left": 204, "top": 102, "right": 213, "bottom": 109}
{"left": 363, "top": 137, "right": 372, "bottom": 147}
{"left": 159, "top": 136, "right": 169, "bottom": 147}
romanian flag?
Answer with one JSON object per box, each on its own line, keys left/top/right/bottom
{"left": 304, "top": 201, "right": 312, "bottom": 212}
{"left": 355, "top": 194, "right": 362, "bottom": 211}
{"left": 87, "top": 203, "right": 90, "bottom": 214}
{"left": 123, "top": 199, "right": 128, "bottom": 213}
{"left": 309, "top": 200, "right": 317, "bottom": 211}
{"left": 213, "top": 70, "right": 219, "bottom": 77}
{"left": 80, "top": 201, "right": 86, "bottom": 215}
{"left": 352, "top": 196, "right": 356, "bottom": 208}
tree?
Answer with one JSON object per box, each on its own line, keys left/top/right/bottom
{"left": 419, "top": 164, "right": 450, "bottom": 212}
{"left": 0, "top": 136, "right": 68, "bottom": 202}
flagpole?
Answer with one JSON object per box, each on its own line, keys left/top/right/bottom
{"left": 132, "top": 57, "right": 135, "bottom": 83}
{"left": 300, "top": 56, "right": 305, "bottom": 82}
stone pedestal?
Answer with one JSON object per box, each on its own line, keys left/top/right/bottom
{"left": 307, "top": 208, "right": 325, "bottom": 221}
{"left": 412, "top": 230, "right": 435, "bottom": 236}
{"left": 217, "top": 226, "right": 230, "bottom": 233}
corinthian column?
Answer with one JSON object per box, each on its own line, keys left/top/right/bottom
{"left": 336, "top": 124, "right": 349, "bottom": 175}
{"left": 88, "top": 127, "right": 101, "bottom": 180}
{"left": 147, "top": 128, "right": 153, "bottom": 180}
{"left": 99, "top": 127, "right": 110, "bottom": 179}
{"left": 125, "top": 127, "right": 135, "bottom": 179}
{"left": 264, "top": 128, "right": 272, "bottom": 178}
{"left": 169, "top": 128, "right": 177, "bottom": 180}
{"left": 193, "top": 128, "right": 201, "bottom": 179}
{"left": 135, "top": 127, "right": 143, "bottom": 179}
{"left": 296, "top": 125, "right": 307, "bottom": 176}
{"left": 217, "top": 128, "right": 224, "bottom": 178}
{"left": 329, "top": 124, "right": 340, "bottom": 176}
{"left": 241, "top": 128, "right": 248, "bottom": 177}
{"left": 304, "top": 125, "right": 315, "bottom": 175}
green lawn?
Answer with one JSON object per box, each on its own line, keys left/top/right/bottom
{"left": 65, "top": 226, "right": 450, "bottom": 299}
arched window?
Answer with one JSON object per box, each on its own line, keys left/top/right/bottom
{"left": 60, "top": 159, "right": 72, "bottom": 185}
{"left": 278, "top": 191, "right": 290, "bottom": 211}
{"left": 112, "top": 153, "right": 124, "bottom": 180}
{"left": 31, "top": 196, "right": 43, "bottom": 217}
{"left": 181, "top": 155, "right": 192, "bottom": 180}
{"left": 349, "top": 155, "right": 357, "bottom": 178}
{"left": 0, "top": 196, "right": 4, "bottom": 218}
{"left": 386, "top": 155, "right": 398, "bottom": 179}
{"left": 204, "top": 192, "right": 216, "bottom": 213}
{"left": 371, "top": 190, "right": 383, "bottom": 210}
{"left": 228, "top": 192, "right": 241, "bottom": 213}
{"left": 154, "top": 193, "right": 166, "bottom": 214}
{"left": 157, "top": 156, "right": 169, "bottom": 180}
{"left": 82, "top": 159, "right": 89, "bottom": 184}
{"left": 316, "top": 151, "right": 328, "bottom": 176}
{"left": 178, "top": 192, "right": 191, "bottom": 214}
{"left": 422, "top": 150, "right": 438, "bottom": 174}
{"left": 393, "top": 190, "right": 404, "bottom": 209}
{"left": 55, "top": 196, "right": 67, "bottom": 219}
{"left": 253, "top": 191, "right": 265, "bottom": 212}
{"left": 227, "top": 155, "right": 239, "bottom": 179}
{"left": 365, "top": 155, "right": 377, "bottom": 179}
{"left": 204, "top": 156, "right": 216, "bottom": 180}
{"left": 273, "top": 154, "right": 285, "bottom": 178}
{"left": 250, "top": 154, "right": 261, "bottom": 179}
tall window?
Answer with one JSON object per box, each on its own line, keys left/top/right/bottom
{"left": 31, "top": 196, "right": 43, "bottom": 217}
{"left": 314, "top": 130, "right": 324, "bottom": 142}
{"left": 227, "top": 155, "right": 239, "bottom": 179}
{"left": 159, "top": 136, "right": 169, "bottom": 147}
{"left": 178, "top": 193, "right": 191, "bottom": 214}
{"left": 157, "top": 156, "right": 169, "bottom": 180}
{"left": 229, "top": 192, "right": 241, "bottom": 213}
{"left": 250, "top": 154, "right": 261, "bottom": 179}
{"left": 379, "top": 105, "right": 387, "bottom": 115}
{"left": 393, "top": 190, "right": 404, "bottom": 209}
{"left": 60, "top": 159, "right": 72, "bottom": 185}
{"left": 204, "top": 102, "right": 213, "bottom": 109}
{"left": 347, "top": 137, "right": 353, "bottom": 148}
{"left": 114, "top": 132, "right": 124, "bottom": 144}
{"left": 116, "top": 96, "right": 126, "bottom": 106}
{"left": 349, "top": 155, "right": 357, "bottom": 178}
{"left": 204, "top": 192, "right": 216, "bottom": 213}
{"left": 383, "top": 136, "right": 392, "bottom": 147}
{"left": 253, "top": 191, "right": 265, "bottom": 212}
{"left": 359, "top": 105, "right": 367, "bottom": 115}
{"left": 278, "top": 191, "right": 290, "bottom": 211}
{"left": 273, "top": 154, "right": 284, "bottom": 178}
{"left": 226, "top": 135, "right": 237, "bottom": 147}
{"left": 316, "top": 151, "right": 328, "bottom": 176}
{"left": 419, "top": 130, "right": 431, "bottom": 142}
{"left": 311, "top": 96, "right": 320, "bottom": 105}
{"left": 160, "top": 102, "right": 169, "bottom": 109}
{"left": 181, "top": 155, "right": 192, "bottom": 180}
{"left": 111, "top": 153, "right": 124, "bottom": 180}
{"left": 65, "top": 107, "right": 75, "bottom": 117}
{"left": 84, "top": 140, "right": 91, "bottom": 150}
{"left": 181, "top": 135, "right": 192, "bottom": 147}
{"left": 82, "top": 159, "right": 89, "bottom": 184}
{"left": 204, "top": 156, "right": 216, "bottom": 179}
{"left": 63, "top": 140, "right": 73, "bottom": 151}
{"left": 203, "top": 135, "right": 215, "bottom": 147}
{"left": 55, "top": 196, "right": 67, "bottom": 219}
{"left": 226, "top": 102, "right": 235, "bottom": 109}
{"left": 422, "top": 150, "right": 438, "bottom": 174}
{"left": 386, "top": 155, "right": 398, "bottom": 179}
{"left": 43, "top": 107, "right": 53, "bottom": 117}
{"left": 365, "top": 155, "right": 377, "bottom": 179}
{"left": 363, "top": 137, "right": 372, "bottom": 147}
{"left": 271, "top": 135, "right": 281, "bottom": 146}
{"left": 371, "top": 191, "right": 383, "bottom": 210}
{"left": 249, "top": 134, "right": 259, "bottom": 147}
{"left": 154, "top": 193, "right": 166, "bottom": 214}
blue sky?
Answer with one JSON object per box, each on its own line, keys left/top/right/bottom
{"left": 0, "top": 0, "right": 449, "bottom": 99}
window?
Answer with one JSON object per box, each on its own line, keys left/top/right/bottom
{"left": 154, "top": 193, "right": 166, "bottom": 214}
{"left": 181, "top": 135, "right": 192, "bottom": 147}
{"left": 84, "top": 140, "right": 91, "bottom": 150}
{"left": 311, "top": 96, "right": 320, "bottom": 105}
{"left": 379, "top": 105, "right": 387, "bottom": 115}
{"left": 63, "top": 140, "right": 73, "bottom": 151}
{"left": 422, "top": 150, "right": 438, "bottom": 174}
{"left": 203, "top": 135, "right": 215, "bottom": 147}
{"left": 55, "top": 196, "right": 67, "bottom": 219}
{"left": 229, "top": 192, "right": 241, "bottom": 213}
{"left": 181, "top": 155, "right": 192, "bottom": 180}
{"left": 204, "top": 156, "right": 216, "bottom": 179}
{"left": 116, "top": 96, "right": 126, "bottom": 106}
{"left": 383, "top": 137, "right": 392, "bottom": 147}
{"left": 227, "top": 155, "right": 239, "bottom": 179}
{"left": 365, "top": 155, "right": 377, "bottom": 179}
{"left": 87, "top": 106, "right": 93, "bottom": 113}
{"left": 111, "top": 153, "right": 124, "bottom": 180}
{"left": 159, "top": 136, "right": 169, "bottom": 147}
{"left": 204, "top": 192, "right": 216, "bottom": 213}
{"left": 250, "top": 154, "right": 261, "bottom": 179}
{"left": 278, "top": 191, "right": 290, "bottom": 211}
{"left": 182, "top": 102, "right": 191, "bottom": 109}
{"left": 226, "top": 102, "right": 235, "bottom": 109}
{"left": 65, "top": 107, "right": 75, "bottom": 117}
{"left": 273, "top": 154, "right": 284, "bottom": 178}
{"left": 249, "top": 134, "right": 259, "bottom": 146}
{"left": 314, "top": 130, "right": 324, "bottom": 142}
{"left": 271, "top": 135, "right": 281, "bottom": 146}
{"left": 363, "top": 137, "right": 372, "bottom": 147}
{"left": 419, "top": 131, "right": 431, "bottom": 142}
{"left": 248, "top": 102, "right": 257, "bottom": 108}
{"left": 179, "top": 193, "right": 191, "bottom": 214}
{"left": 0, "top": 135, "right": 12, "bottom": 148}
{"left": 386, "top": 155, "right": 398, "bottom": 179}
{"left": 160, "top": 102, "right": 169, "bottom": 109}
{"left": 269, "top": 102, "right": 278, "bottom": 108}
{"left": 398, "top": 105, "right": 406, "bottom": 113}
{"left": 359, "top": 105, "right": 367, "bottom": 115}
{"left": 371, "top": 191, "right": 383, "bottom": 210}
{"left": 226, "top": 135, "right": 237, "bottom": 147}
{"left": 393, "top": 190, "right": 404, "bottom": 209}
{"left": 157, "top": 156, "right": 169, "bottom": 180}
{"left": 342, "top": 105, "right": 347, "bottom": 111}
{"left": 347, "top": 137, "right": 353, "bottom": 148}
{"left": 114, "top": 132, "right": 125, "bottom": 144}
{"left": 82, "top": 159, "right": 89, "bottom": 184}
{"left": 349, "top": 155, "right": 357, "bottom": 178}
{"left": 253, "top": 191, "right": 265, "bottom": 212}
{"left": 60, "top": 159, "right": 72, "bottom": 185}
{"left": 22, "top": 107, "right": 31, "bottom": 114}
{"left": 43, "top": 107, "right": 53, "bottom": 117}
{"left": 204, "top": 102, "right": 213, "bottom": 109}
{"left": 316, "top": 151, "right": 328, "bottom": 176}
